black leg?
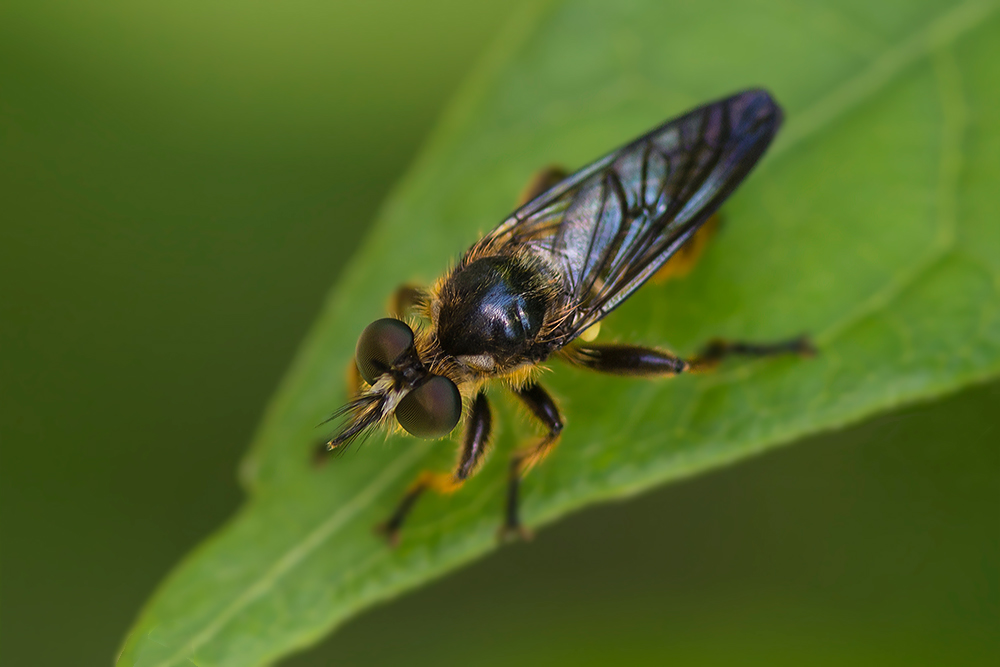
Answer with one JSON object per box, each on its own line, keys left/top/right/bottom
{"left": 689, "top": 335, "right": 815, "bottom": 371}
{"left": 501, "top": 383, "right": 564, "bottom": 542}
{"left": 565, "top": 344, "right": 689, "bottom": 376}
{"left": 377, "top": 391, "right": 493, "bottom": 546}
{"left": 566, "top": 336, "right": 815, "bottom": 377}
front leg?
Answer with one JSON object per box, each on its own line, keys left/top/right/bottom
{"left": 377, "top": 391, "right": 494, "bottom": 545}
{"left": 501, "top": 383, "right": 564, "bottom": 542}
{"left": 388, "top": 284, "right": 425, "bottom": 320}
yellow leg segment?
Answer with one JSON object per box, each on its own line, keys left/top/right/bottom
{"left": 518, "top": 165, "right": 570, "bottom": 205}
{"left": 653, "top": 213, "right": 721, "bottom": 283}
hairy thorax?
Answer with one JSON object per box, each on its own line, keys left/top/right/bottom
{"left": 433, "top": 253, "right": 558, "bottom": 376}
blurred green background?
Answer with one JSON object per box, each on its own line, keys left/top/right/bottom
{"left": 1, "top": 2, "right": 996, "bottom": 666}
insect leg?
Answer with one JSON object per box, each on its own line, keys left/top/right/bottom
{"left": 688, "top": 335, "right": 816, "bottom": 371}
{"left": 566, "top": 337, "right": 814, "bottom": 377}
{"left": 518, "top": 166, "right": 569, "bottom": 205}
{"left": 501, "top": 383, "right": 564, "bottom": 542}
{"left": 377, "top": 391, "right": 493, "bottom": 546}
{"left": 566, "top": 344, "right": 689, "bottom": 376}
{"left": 388, "top": 284, "right": 425, "bottom": 319}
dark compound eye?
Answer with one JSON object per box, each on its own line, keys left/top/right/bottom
{"left": 355, "top": 318, "right": 414, "bottom": 385}
{"left": 395, "top": 375, "right": 461, "bottom": 438}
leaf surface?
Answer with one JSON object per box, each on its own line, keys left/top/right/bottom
{"left": 120, "top": 1, "right": 1000, "bottom": 664}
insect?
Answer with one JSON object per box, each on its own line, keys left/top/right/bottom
{"left": 327, "top": 89, "right": 813, "bottom": 544}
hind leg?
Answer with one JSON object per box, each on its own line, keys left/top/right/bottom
{"left": 499, "top": 383, "right": 564, "bottom": 542}
{"left": 566, "top": 336, "right": 815, "bottom": 378}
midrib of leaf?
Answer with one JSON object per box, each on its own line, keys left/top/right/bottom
{"left": 147, "top": 1, "right": 997, "bottom": 664}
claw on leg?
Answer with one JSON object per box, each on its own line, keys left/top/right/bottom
{"left": 496, "top": 523, "right": 534, "bottom": 543}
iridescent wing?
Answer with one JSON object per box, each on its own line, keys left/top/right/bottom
{"left": 472, "top": 89, "right": 782, "bottom": 346}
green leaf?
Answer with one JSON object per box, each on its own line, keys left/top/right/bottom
{"left": 119, "top": 1, "right": 1000, "bottom": 665}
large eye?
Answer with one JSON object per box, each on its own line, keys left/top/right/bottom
{"left": 355, "top": 318, "right": 414, "bottom": 384}
{"left": 395, "top": 375, "right": 461, "bottom": 438}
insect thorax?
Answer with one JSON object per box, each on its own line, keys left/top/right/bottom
{"left": 435, "top": 253, "right": 557, "bottom": 371}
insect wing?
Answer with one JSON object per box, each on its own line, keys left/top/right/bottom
{"left": 479, "top": 89, "right": 782, "bottom": 345}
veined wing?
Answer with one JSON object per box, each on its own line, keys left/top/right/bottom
{"left": 474, "top": 89, "right": 782, "bottom": 345}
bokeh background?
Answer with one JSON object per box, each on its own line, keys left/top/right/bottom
{"left": 1, "top": 2, "right": 997, "bottom": 666}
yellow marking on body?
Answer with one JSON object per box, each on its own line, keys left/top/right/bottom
{"left": 414, "top": 471, "right": 463, "bottom": 494}
{"left": 457, "top": 354, "right": 495, "bottom": 372}
{"left": 580, "top": 322, "right": 601, "bottom": 342}
{"left": 516, "top": 433, "right": 563, "bottom": 475}
{"left": 653, "top": 213, "right": 720, "bottom": 284}
{"left": 518, "top": 165, "right": 569, "bottom": 205}
{"left": 500, "top": 363, "right": 547, "bottom": 391}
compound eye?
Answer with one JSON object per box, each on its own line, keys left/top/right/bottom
{"left": 355, "top": 318, "right": 414, "bottom": 385}
{"left": 395, "top": 375, "right": 461, "bottom": 438}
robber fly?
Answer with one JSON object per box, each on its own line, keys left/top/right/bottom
{"left": 328, "top": 89, "right": 813, "bottom": 544}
